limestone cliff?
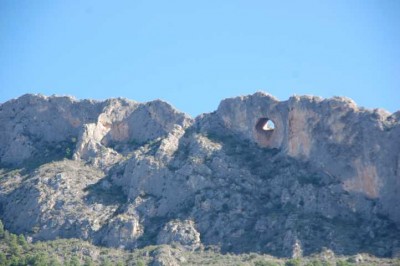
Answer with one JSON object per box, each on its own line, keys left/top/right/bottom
{"left": 0, "top": 92, "right": 399, "bottom": 258}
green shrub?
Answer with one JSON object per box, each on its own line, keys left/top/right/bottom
{"left": 65, "top": 147, "right": 72, "bottom": 158}
{"left": 27, "top": 253, "right": 49, "bottom": 266}
{"left": 286, "top": 258, "right": 302, "bottom": 266}
{"left": 84, "top": 257, "right": 95, "bottom": 266}
{"left": 17, "top": 234, "right": 29, "bottom": 250}
{"left": 101, "top": 257, "right": 113, "bottom": 266}
{"left": 336, "top": 260, "right": 353, "bottom": 266}
{"left": 305, "top": 260, "right": 334, "bottom": 266}
{"left": 254, "top": 260, "right": 279, "bottom": 266}
{"left": 8, "top": 255, "right": 23, "bottom": 266}
{"left": 0, "top": 253, "right": 7, "bottom": 266}
{"left": 49, "top": 256, "right": 62, "bottom": 266}
{"left": 70, "top": 255, "right": 81, "bottom": 266}
{"left": 136, "top": 260, "right": 146, "bottom": 266}
{"left": 305, "top": 260, "right": 323, "bottom": 266}
{"left": 9, "top": 233, "right": 22, "bottom": 256}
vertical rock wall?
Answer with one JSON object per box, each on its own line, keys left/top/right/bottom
{"left": 212, "top": 92, "right": 400, "bottom": 223}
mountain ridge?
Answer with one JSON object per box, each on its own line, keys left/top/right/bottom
{"left": 0, "top": 92, "right": 399, "bottom": 258}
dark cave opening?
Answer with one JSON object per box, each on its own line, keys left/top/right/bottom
{"left": 254, "top": 118, "right": 276, "bottom": 146}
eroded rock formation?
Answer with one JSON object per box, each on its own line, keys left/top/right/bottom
{"left": 0, "top": 92, "right": 399, "bottom": 257}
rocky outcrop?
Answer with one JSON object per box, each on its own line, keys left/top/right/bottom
{"left": 0, "top": 92, "right": 399, "bottom": 258}
{"left": 0, "top": 160, "right": 114, "bottom": 241}
{"left": 151, "top": 246, "right": 180, "bottom": 266}
{"left": 201, "top": 92, "right": 400, "bottom": 221}
{"left": 0, "top": 95, "right": 191, "bottom": 169}
{"left": 157, "top": 220, "right": 202, "bottom": 251}
{"left": 0, "top": 94, "right": 102, "bottom": 167}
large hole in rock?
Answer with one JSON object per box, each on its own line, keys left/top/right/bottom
{"left": 256, "top": 118, "right": 275, "bottom": 132}
{"left": 263, "top": 120, "right": 275, "bottom": 131}
{"left": 255, "top": 118, "right": 276, "bottom": 145}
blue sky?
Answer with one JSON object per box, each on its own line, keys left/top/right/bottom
{"left": 0, "top": 0, "right": 399, "bottom": 116}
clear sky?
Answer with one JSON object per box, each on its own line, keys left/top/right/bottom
{"left": 1, "top": 0, "right": 399, "bottom": 116}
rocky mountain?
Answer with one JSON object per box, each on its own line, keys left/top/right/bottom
{"left": 0, "top": 92, "right": 399, "bottom": 258}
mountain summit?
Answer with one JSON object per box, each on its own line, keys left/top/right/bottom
{"left": 0, "top": 92, "right": 399, "bottom": 258}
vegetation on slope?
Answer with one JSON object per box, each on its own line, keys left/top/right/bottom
{"left": 0, "top": 220, "right": 399, "bottom": 266}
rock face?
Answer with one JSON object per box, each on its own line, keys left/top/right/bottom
{"left": 0, "top": 92, "right": 399, "bottom": 258}
{"left": 157, "top": 220, "right": 202, "bottom": 250}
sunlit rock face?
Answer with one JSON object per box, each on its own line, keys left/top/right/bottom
{"left": 209, "top": 92, "right": 400, "bottom": 223}
{"left": 0, "top": 92, "right": 399, "bottom": 258}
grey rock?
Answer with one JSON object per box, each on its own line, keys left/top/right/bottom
{"left": 0, "top": 92, "right": 399, "bottom": 258}
{"left": 157, "top": 220, "right": 201, "bottom": 250}
{"left": 99, "top": 214, "right": 143, "bottom": 249}
{"left": 151, "top": 246, "right": 180, "bottom": 266}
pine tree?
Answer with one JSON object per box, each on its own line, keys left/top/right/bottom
{"left": 9, "top": 234, "right": 22, "bottom": 256}
{"left": 17, "top": 234, "right": 29, "bottom": 250}
{"left": 28, "top": 253, "right": 49, "bottom": 266}
{"left": 0, "top": 252, "right": 7, "bottom": 266}
{"left": 8, "top": 255, "right": 22, "bottom": 266}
